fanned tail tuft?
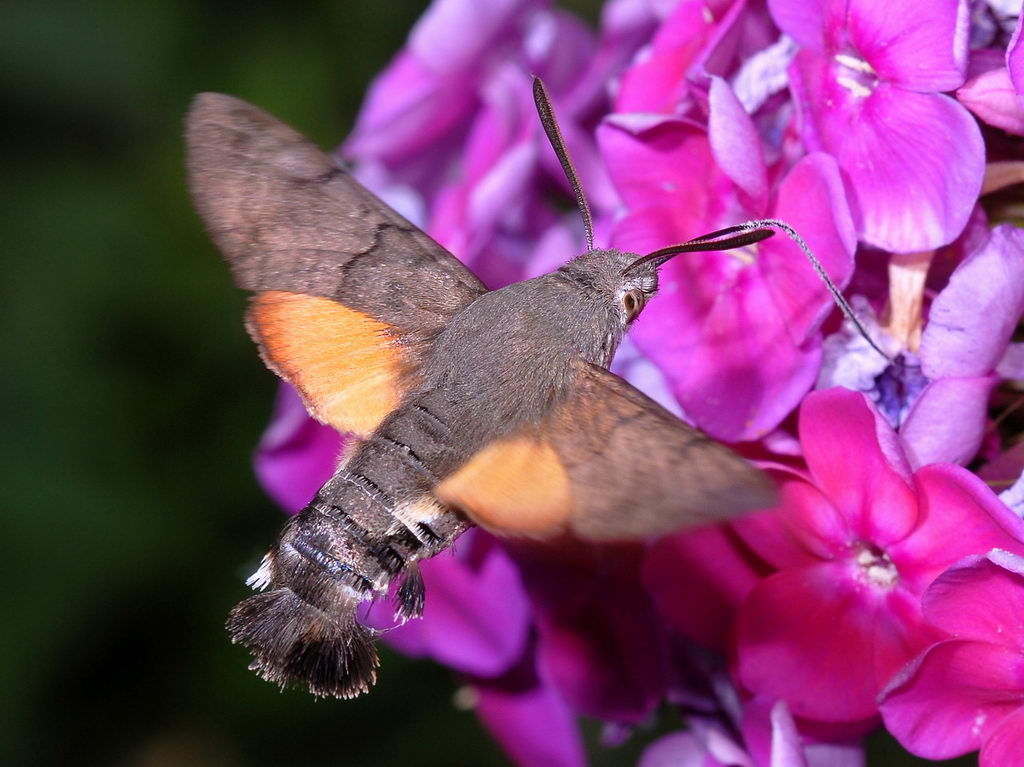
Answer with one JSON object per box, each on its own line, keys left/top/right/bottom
{"left": 227, "top": 587, "right": 379, "bottom": 699}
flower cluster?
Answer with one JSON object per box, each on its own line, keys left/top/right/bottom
{"left": 254, "top": 1, "right": 1024, "bottom": 764}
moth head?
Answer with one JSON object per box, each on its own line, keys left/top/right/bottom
{"left": 553, "top": 248, "right": 657, "bottom": 329}
{"left": 532, "top": 77, "right": 774, "bottom": 329}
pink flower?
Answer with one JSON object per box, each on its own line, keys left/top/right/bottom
{"left": 879, "top": 549, "right": 1024, "bottom": 766}
{"left": 254, "top": 385, "right": 343, "bottom": 513}
{"left": 599, "top": 79, "right": 855, "bottom": 441}
{"left": 733, "top": 388, "right": 1024, "bottom": 723}
{"left": 772, "top": 0, "right": 984, "bottom": 251}
{"left": 818, "top": 223, "right": 1024, "bottom": 468}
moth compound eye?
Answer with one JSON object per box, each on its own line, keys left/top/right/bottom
{"left": 622, "top": 289, "right": 644, "bottom": 322}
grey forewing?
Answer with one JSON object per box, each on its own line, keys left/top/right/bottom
{"left": 187, "top": 93, "right": 486, "bottom": 340}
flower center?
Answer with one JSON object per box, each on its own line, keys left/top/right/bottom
{"left": 852, "top": 541, "right": 899, "bottom": 588}
{"left": 833, "top": 52, "right": 878, "bottom": 98}
{"left": 872, "top": 352, "right": 928, "bottom": 428}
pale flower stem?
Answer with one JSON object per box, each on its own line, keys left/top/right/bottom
{"left": 882, "top": 250, "right": 933, "bottom": 353}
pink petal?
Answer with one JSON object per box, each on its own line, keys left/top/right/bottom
{"left": 1007, "top": 12, "right": 1024, "bottom": 96}
{"left": 889, "top": 464, "right": 1024, "bottom": 595}
{"left": 741, "top": 697, "right": 809, "bottom": 767}
{"left": 921, "top": 225, "right": 1024, "bottom": 379}
{"left": 614, "top": 0, "right": 714, "bottom": 113}
{"left": 417, "top": 539, "right": 532, "bottom": 677}
{"left": 668, "top": 265, "right": 824, "bottom": 441}
{"left": 517, "top": 544, "right": 667, "bottom": 723}
{"left": 921, "top": 550, "right": 1024, "bottom": 646}
{"left": 474, "top": 669, "right": 586, "bottom": 767}
{"left": 253, "top": 384, "right": 342, "bottom": 514}
{"left": 899, "top": 376, "right": 996, "bottom": 469}
{"left": 799, "top": 389, "right": 919, "bottom": 546}
{"left": 690, "top": 716, "right": 757, "bottom": 767}
{"left": 767, "top": 0, "right": 830, "bottom": 53}
{"left": 957, "top": 66, "right": 1024, "bottom": 136}
{"left": 642, "top": 523, "right": 769, "bottom": 649}
{"left": 638, "top": 731, "right": 707, "bottom": 767}
{"left": 464, "top": 65, "right": 537, "bottom": 183}
{"left": 879, "top": 639, "right": 1024, "bottom": 759}
{"left": 769, "top": 699, "right": 809, "bottom": 767}
{"left": 345, "top": 50, "right": 476, "bottom": 162}
{"left": 736, "top": 562, "right": 929, "bottom": 722}
{"left": 598, "top": 114, "right": 719, "bottom": 220}
{"left": 708, "top": 76, "right": 768, "bottom": 207}
{"left": 762, "top": 152, "right": 856, "bottom": 343}
{"left": 522, "top": 9, "right": 598, "bottom": 97}
{"left": 409, "top": 0, "right": 534, "bottom": 74}
{"left": 981, "top": 705, "right": 1024, "bottom": 767}
{"left": 845, "top": 0, "right": 969, "bottom": 92}
{"left": 731, "top": 473, "right": 850, "bottom": 568}
{"left": 790, "top": 54, "right": 984, "bottom": 252}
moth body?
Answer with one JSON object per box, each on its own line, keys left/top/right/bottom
{"left": 189, "top": 90, "right": 776, "bottom": 700}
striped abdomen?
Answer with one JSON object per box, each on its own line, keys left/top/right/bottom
{"left": 226, "top": 394, "right": 471, "bottom": 698}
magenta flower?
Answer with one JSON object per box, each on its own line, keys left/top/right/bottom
{"left": 879, "top": 549, "right": 1024, "bottom": 766}
{"left": 510, "top": 540, "right": 670, "bottom": 724}
{"left": 772, "top": 0, "right": 984, "bottom": 251}
{"left": 732, "top": 387, "right": 1024, "bottom": 723}
{"left": 599, "top": 78, "right": 855, "bottom": 441}
{"left": 343, "top": 0, "right": 643, "bottom": 291}
{"left": 819, "top": 223, "right": 1024, "bottom": 467}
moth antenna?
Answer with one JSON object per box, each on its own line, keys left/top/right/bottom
{"left": 532, "top": 76, "right": 595, "bottom": 251}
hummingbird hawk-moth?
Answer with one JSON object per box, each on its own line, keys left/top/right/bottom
{"left": 187, "top": 78, "right": 777, "bottom": 699}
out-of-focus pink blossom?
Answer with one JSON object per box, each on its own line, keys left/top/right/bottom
{"left": 879, "top": 549, "right": 1024, "bottom": 766}
{"left": 642, "top": 523, "right": 770, "bottom": 651}
{"left": 640, "top": 695, "right": 864, "bottom": 767}
{"left": 733, "top": 388, "right": 1024, "bottom": 723}
{"left": 254, "top": 385, "right": 343, "bottom": 513}
{"left": 472, "top": 653, "right": 586, "bottom": 767}
{"left": 511, "top": 541, "right": 669, "bottom": 724}
{"left": 772, "top": 0, "right": 984, "bottom": 251}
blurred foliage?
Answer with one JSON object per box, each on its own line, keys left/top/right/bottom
{"left": 0, "top": 1, "right": 984, "bottom": 765}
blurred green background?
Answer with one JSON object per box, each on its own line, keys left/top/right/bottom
{"left": 0, "top": 1, "right": 980, "bottom": 765}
